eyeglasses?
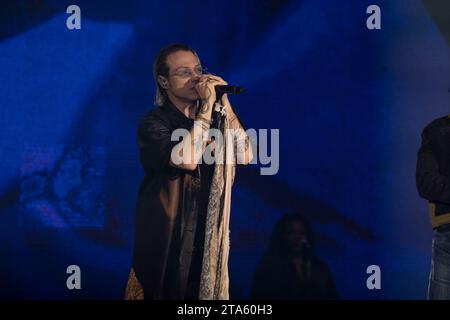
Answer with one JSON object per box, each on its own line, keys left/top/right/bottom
{"left": 169, "top": 66, "right": 207, "bottom": 79}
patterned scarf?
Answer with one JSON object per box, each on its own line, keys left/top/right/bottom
{"left": 199, "top": 105, "right": 235, "bottom": 300}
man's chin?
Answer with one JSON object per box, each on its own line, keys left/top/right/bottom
{"left": 189, "top": 92, "right": 200, "bottom": 101}
{"left": 174, "top": 92, "right": 200, "bottom": 103}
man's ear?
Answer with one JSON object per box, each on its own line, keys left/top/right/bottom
{"left": 158, "top": 76, "right": 169, "bottom": 89}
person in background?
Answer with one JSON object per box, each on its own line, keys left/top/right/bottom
{"left": 416, "top": 115, "right": 450, "bottom": 300}
{"left": 252, "top": 213, "right": 338, "bottom": 299}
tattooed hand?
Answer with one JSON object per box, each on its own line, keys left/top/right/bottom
{"left": 195, "top": 75, "right": 227, "bottom": 120}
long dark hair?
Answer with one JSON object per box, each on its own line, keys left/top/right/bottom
{"left": 153, "top": 43, "right": 198, "bottom": 106}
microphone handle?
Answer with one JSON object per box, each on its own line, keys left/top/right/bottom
{"left": 215, "top": 85, "right": 245, "bottom": 95}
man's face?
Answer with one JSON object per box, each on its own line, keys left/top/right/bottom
{"left": 163, "top": 50, "right": 202, "bottom": 102}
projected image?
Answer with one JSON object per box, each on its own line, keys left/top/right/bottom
{"left": 20, "top": 145, "right": 106, "bottom": 228}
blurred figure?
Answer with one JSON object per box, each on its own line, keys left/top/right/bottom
{"left": 251, "top": 213, "right": 338, "bottom": 299}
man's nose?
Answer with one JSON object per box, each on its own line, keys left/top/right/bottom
{"left": 190, "top": 75, "right": 201, "bottom": 85}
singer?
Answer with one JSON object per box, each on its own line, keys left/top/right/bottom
{"left": 125, "top": 43, "right": 253, "bottom": 300}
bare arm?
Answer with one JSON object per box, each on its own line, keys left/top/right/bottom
{"left": 170, "top": 76, "right": 225, "bottom": 171}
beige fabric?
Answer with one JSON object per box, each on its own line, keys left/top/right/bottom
{"left": 199, "top": 112, "right": 235, "bottom": 300}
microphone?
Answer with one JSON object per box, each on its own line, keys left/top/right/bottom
{"left": 215, "top": 85, "right": 245, "bottom": 94}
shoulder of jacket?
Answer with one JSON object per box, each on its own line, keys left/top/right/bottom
{"left": 423, "top": 115, "right": 450, "bottom": 134}
{"left": 139, "top": 106, "right": 168, "bottom": 128}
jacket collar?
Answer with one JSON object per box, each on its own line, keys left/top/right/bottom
{"left": 161, "top": 99, "right": 194, "bottom": 129}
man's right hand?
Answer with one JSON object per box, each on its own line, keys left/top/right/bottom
{"left": 195, "top": 76, "right": 226, "bottom": 121}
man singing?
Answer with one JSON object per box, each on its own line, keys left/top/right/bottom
{"left": 125, "top": 43, "right": 253, "bottom": 300}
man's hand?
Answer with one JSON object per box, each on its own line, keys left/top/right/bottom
{"left": 195, "top": 75, "right": 227, "bottom": 121}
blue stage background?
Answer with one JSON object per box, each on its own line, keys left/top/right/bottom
{"left": 1, "top": 0, "right": 449, "bottom": 299}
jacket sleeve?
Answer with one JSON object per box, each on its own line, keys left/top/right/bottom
{"left": 138, "top": 116, "right": 180, "bottom": 176}
{"left": 416, "top": 125, "right": 450, "bottom": 204}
